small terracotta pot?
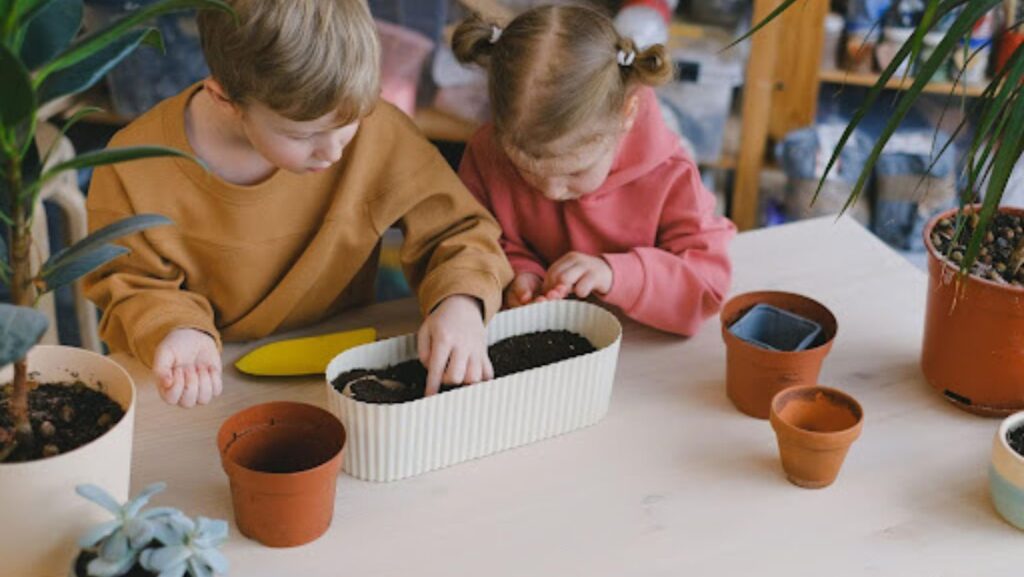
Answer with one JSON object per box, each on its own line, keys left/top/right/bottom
{"left": 721, "top": 291, "right": 838, "bottom": 419}
{"left": 990, "top": 411, "right": 1024, "bottom": 530}
{"left": 217, "top": 401, "right": 346, "bottom": 548}
{"left": 922, "top": 207, "right": 1024, "bottom": 417}
{"left": 769, "top": 385, "right": 863, "bottom": 489}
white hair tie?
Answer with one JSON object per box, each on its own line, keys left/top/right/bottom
{"left": 617, "top": 49, "right": 636, "bottom": 67}
{"left": 489, "top": 24, "right": 503, "bottom": 44}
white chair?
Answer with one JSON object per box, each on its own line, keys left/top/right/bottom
{"left": 29, "top": 122, "right": 102, "bottom": 353}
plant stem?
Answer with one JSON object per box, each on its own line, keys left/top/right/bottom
{"left": 6, "top": 153, "right": 36, "bottom": 459}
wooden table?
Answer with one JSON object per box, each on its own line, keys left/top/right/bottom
{"left": 116, "top": 216, "right": 1023, "bottom": 576}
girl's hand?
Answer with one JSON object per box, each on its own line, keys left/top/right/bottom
{"left": 417, "top": 295, "right": 494, "bottom": 396}
{"left": 152, "top": 328, "right": 223, "bottom": 408}
{"left": 505, "top": 272, "right": 544, "bottom": 308}
{"left": 542, "top": 252, "right": 613, "bottom": 300}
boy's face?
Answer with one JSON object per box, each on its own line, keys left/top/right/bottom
{"left": 240, "top": 102, "right": 360, "bottom": 174}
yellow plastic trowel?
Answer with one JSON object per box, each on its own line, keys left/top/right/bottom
{"left": 235, "top": 327, "right": 377, "bottom": 376}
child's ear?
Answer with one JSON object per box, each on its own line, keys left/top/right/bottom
{"left": 202, "top": 78, "right": 241, "bottom": 116}
{"left": 621, "top": 94, "right": 640, "bottom": 132}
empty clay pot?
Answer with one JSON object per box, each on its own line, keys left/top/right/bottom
{"left": 769, "top": 385, "right": 863, "bottom": 489}
{"left": 217, "top": 401, "right": 346, "bottom": 547}
{"left": 721, "top": 291, "right": 838, "bottom": 419}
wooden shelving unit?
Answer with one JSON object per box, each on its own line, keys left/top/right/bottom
{"left": 818, "top": 69, "right": 988, "bottom": 97}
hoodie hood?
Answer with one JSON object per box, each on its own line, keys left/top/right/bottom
{"left": 597, "top": 86, "right": 683, "bottom": 193}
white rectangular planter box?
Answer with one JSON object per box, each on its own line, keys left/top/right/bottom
{"left": 325, "top": 300, "right": 622, "bottom": 482}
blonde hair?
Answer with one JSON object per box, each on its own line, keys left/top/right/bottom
{"left": 198, "top": 0, "right": 380, "bottom": 122}
{"left": 452, "top": 4, "right": 673, "bottom": 157}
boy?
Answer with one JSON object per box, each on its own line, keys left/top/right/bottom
{"left": 84, "top": 0, "right": 513, "bottom": 407}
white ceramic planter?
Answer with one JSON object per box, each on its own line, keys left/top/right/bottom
{"left": 0, "top": 345, "right": 135, "bottom": 577}
{"left": 325, "top": 300, "right": 622, "bottom": 482}
{"left": 991, "top": 411, "right": 1024, "bottom": 530}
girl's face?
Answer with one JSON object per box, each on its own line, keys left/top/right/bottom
{"left": 505, "top": 131, "right": 620, "bottom": 201}
{"left": 503, "top": 95, "right": 639, "bottom": 202}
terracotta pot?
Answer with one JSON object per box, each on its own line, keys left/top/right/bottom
{"left": 991, "top": 411, "right": 1024, "bottom": 530}
{"left": 218, "top": 401, "right": 346, "bottom": 548}
{"left": 922, "top": 207, "right": 1024, "bottom": 417}
{"left": 721, "top": 291, "right": 838, "bottom": 419}
{"left": 769, "top": 385, "right": 863, "bottom": 489}
{"left": 0, "top": 345, "right": 135, "bottom": 577}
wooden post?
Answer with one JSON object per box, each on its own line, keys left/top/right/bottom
{"left": 732, "top": 0, "right": 784, "bottom": 230}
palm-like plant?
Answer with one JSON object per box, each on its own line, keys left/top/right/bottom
{"left": 0, "top": 0, "right": 231, "bottom": 461}
{"left": 738, "top": 0, "right": 1023, "bottom": 269}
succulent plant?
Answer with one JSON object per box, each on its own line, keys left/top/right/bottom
{"left": 76, "top": 483, "right": 228, "bottom": 577}
{"left": 140, "top": 515, "right": 229, "bottom": 577}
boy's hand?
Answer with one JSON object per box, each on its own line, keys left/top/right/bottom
{"left": 542, "top": 252, "right": 613, "bottom": 300}
{"left": 152, "top": 328, "right": 223, "bottom": 408}
{"left": 417, "top": 294, "right": 493, "bottom": 396}
{"left": 504, "top": 272, "right": 544, "bottom": 308}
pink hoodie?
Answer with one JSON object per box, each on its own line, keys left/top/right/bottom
{"left": 459, "top": 88, "right": 736, "bottom": 336}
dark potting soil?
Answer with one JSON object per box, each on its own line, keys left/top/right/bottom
{"left": 75, "top": 550, "right": 154, "bottom": 577}
{"left": 931, "top": 212, "right": 1024, "bottom": 285}
{"left": 331, "top": 330, "right": 597, "bottom": 404}
{"left": 1008, "top": 425, "right": 1024, "bottom": 458}
{"left": 0, "top": 382, "right": 125, "bottom": 463}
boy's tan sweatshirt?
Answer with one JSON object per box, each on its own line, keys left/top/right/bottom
{"left": 84, "top": 85, "right": 512, "bottom": 367}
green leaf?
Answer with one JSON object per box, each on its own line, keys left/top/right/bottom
{"left": 0, "top": 303, "right": 48, "bottom": 367}
{"left": 19, "top": 0, "right": 82, "bottom": 71}
{"left": 39, "top": 213, "right": 171, "bottom": 291}
{"left": 37, "top": 27, "right": 161, "bottom": 105}
{"left": 0, "top": 42, "right": 35, "bottom": 138}
{"left": 39, "top": 244, "right": 129, "bottom": 292}
{"left": 34, "top": 0, "right": 233, "bottom": 85}
{"left": 724, "top": 0, "right": 801, "bottom": 50}
{"left": 41, "top": 105, "right": 102, "bottom": 166}
{"left": 36, "top": 145, "right": 200, "bottom": 190}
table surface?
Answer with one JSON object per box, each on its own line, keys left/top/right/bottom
{"left": 115, "top": 216, "right": 1023, "bottom": 577}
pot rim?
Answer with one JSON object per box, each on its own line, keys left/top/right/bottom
{"left": 0, "top": 344, "right": 136, "bottom": 468}
{"left": 997, "top": 411, "right": 1024, "bottom": 466}
{"left": 923, "top": 205, "right": 1024, "bottom": 294}
{"left": 769, "top": 385, "right": 864, "bottom": 444}
{"left": 721, "top": 291, "right": 838, "bottom": 355}
{"left": 218, "top": 401, "right": 347, "bottom": 479}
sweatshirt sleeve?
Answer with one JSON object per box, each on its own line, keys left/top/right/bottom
{"left": 458, "top": 143, "right": 547, "bottom": 279}
{"left": 600, "top": 162, "right": 736, "bottom": 336}
{"left": 386, "top": 152, "right": 514, "bottom": 324}
{"left": 83, "top": 165, "right": 220, "bottom": 367}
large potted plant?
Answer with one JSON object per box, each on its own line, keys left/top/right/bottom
{"left": 0, "top": 1, "right": 229, "bottom": 574}
{"left": 742, "top": 0, "right": 1024, "bottom": 415}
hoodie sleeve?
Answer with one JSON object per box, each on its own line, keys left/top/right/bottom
{"left": 459, "top": 142, "right": 547, "bottom": 279}
{"left": 83, "top": 165, "right": 221, "bottom": 367}
{"left": 599, "top": 162, "right": 736, "bottom": 336}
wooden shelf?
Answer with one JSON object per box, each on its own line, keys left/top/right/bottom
{"left": 818, "top": 69, "right": 988, "bottom": 97}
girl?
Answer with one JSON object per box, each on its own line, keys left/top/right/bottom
{"left": 452, "top": 4, "right": 736, "bottom": 336}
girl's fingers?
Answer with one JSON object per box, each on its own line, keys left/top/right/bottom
{"left": 483, "top": 355, "right": 495, "bottom": 381}
{"left": 163, "top": 367, "right": 186, "bottom": 405}
{"left": 210, "top": 366, "right": 224, "bottom": 397}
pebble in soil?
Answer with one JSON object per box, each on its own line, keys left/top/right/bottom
{"left": 332, "top": 330, "right": 597, "bottom": 404}
{"left": 0, "top": 382, "right": 125, "bottom": 462}
{"left": 931, "top": 212, "right": 1024, "bottom": 285}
